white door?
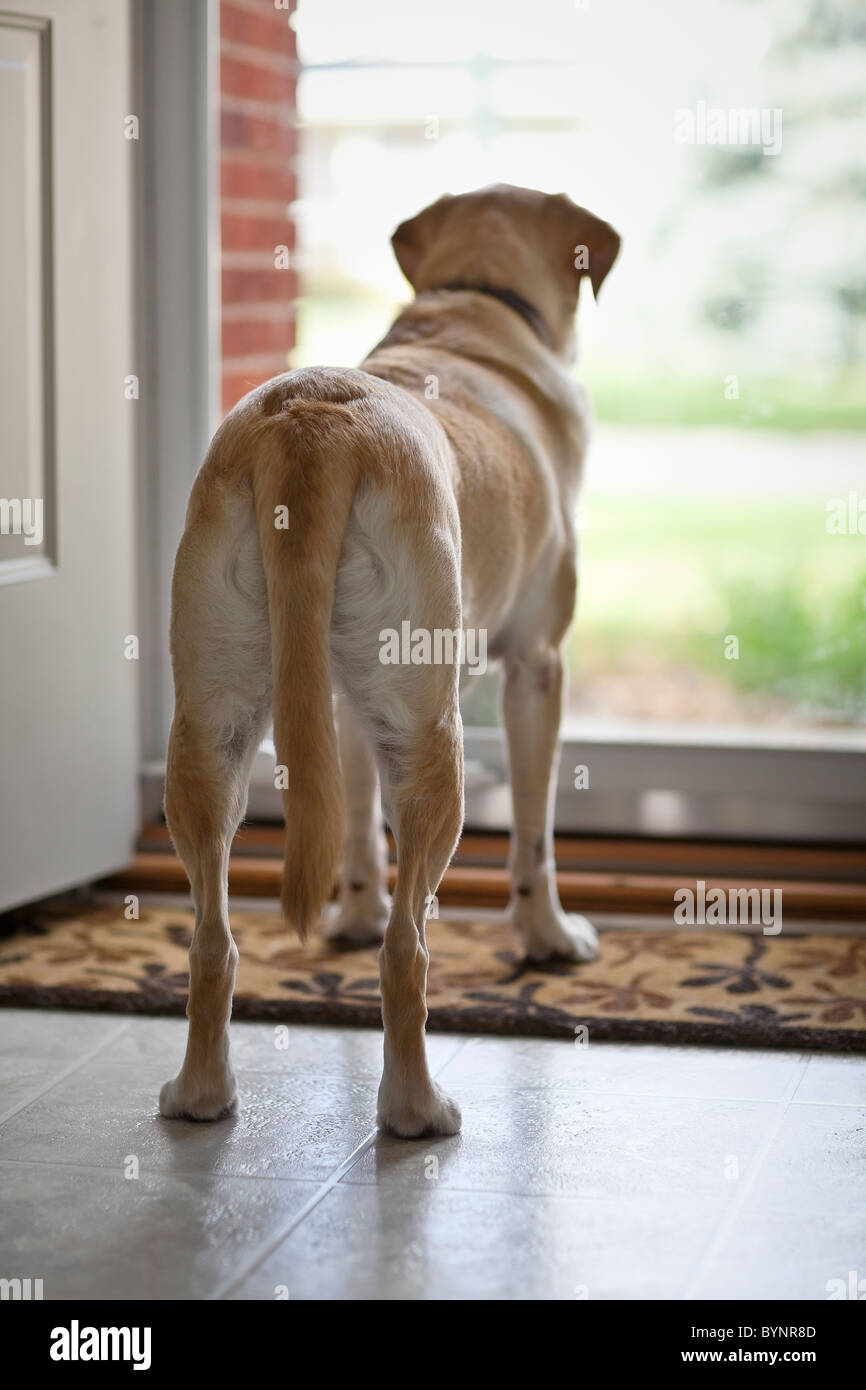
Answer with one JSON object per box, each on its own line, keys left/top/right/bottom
{"left": 0, "top": 1, "right": 138, "bottom": 911}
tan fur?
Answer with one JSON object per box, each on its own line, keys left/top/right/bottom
{"left": 159, "top": 184, "right": 619, "bottom": 1135}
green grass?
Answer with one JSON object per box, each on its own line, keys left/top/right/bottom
{"left": 575, "top": 496, "right": 848, "bottom": 633}
{"left": 572, "top": 495, "right": 866, "bottom": 722}
{"left": 460, "top": 498, "right": 866, "bottom": 728}
{"left": 719, "top": 571, "right": 866, "bottom": 718}
{"left": 580, "top": 364, "right": 866, "bottom": 432}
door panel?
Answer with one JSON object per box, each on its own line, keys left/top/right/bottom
{"left": 0, "top": 1, "right": 138, "bottom": 911}
{"left": 0, "top": 16, "right": 53, "bottom": 578}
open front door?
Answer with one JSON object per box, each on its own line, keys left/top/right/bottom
{"left": 0, "top": 1, "right": 138, "bottom": 911}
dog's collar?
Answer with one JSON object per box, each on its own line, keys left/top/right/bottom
{"left": 425, "top": 281, "right": 553, "bottom": 349}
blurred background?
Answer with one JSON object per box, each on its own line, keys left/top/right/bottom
{"left": 291, "top": 0, "right": 866, "bottom": 737}
{"left": 5, "top": 0, "right": 863, "bottom": 913}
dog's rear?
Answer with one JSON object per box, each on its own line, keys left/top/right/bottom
{"left": 161, "top": 365, "right": 464, "bottom": 1134}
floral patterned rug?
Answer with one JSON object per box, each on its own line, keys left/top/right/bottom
{"left": 0, "top": 901, "right": 864, "bottom": 1050}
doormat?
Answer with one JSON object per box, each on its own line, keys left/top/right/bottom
{"left": 0, "top": 902, "right": 864, "bottom": 1051}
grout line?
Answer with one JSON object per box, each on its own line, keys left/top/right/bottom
{"left": 318, "top": 1179, "right": 852, "bottom": 1222}
{"left": 788, "top": 1098, "right": 866, "bottom": 1108}
{"left": 678, "top": 1052, "right": 812, "bottom": 1300}
{"left": 0, "top": 1019, "right": 133, "bottom": 1127}
{"left": 0, "top": 1155, "right": 323, "bottom": 1184}
{"left": 431, "top": 1035, "right": 469, "bottom": 1080}
{"left": 427, "top": 1083, "right": 811, "bottom": 1105}
{"left": 0, "top": 1154, "right": 844, "bottom": 1221}
{"left": 334, "top": 1176, "right": 728, "bottom": 1205}
{"left": 211, "top": 1127, "right": 380, "bottom": 1300}
{"left": 789, "top": 1053, "right": 815, "bottom": 1104}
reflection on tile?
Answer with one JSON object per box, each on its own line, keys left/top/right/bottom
{"left": 793, "top": 1054, "right": 866, "bottom": 1108}
{"left": 437, "top": 1036, "right": 807, "bottom": 1101}
{"left": 228, "top": 1183, "right": 719, "bottom": 1301}
{"left": 350, "top": 1090, "right": 776, "bottom": 1203}
{"left": 0, "top": 1060, "right": 377, "bottom": 1180}
{"left": 695, "top": 1210, "right": 866, "bottom": 1300}
{"left": 0, "top": 1008, "right": 126, "bottom": 1060}
{"left": 747, "top": 1104, "right": 866, "bottom": 1216}
{"left": 0, "top": 1161, "right": 316, "bottom": 1300}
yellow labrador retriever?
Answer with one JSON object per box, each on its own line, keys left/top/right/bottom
{"left": 159, "top": 184, "right": 620, "bottom": 1137}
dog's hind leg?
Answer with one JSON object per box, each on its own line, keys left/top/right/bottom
{"left": 373, "top": 707, "right": 464, "bottom": 1137}
{"left": 503, "top": 644, "right": 598, "bottom": 963}
{"left": 323, "top": 696, "right": 390, "bottom": 945}
{"left": 331, "top": 487, "right": 464, "bottom": 1136}
{"left": 159, "top": 498, "right": 271, "bottom": 1120}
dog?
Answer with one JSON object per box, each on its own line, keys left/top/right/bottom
{"left": 159, "top": 184, "right": 620, "bottom": 1137}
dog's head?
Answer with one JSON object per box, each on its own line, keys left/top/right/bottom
{"left": 391, "top": 184, "right": 620, "bottom": 357}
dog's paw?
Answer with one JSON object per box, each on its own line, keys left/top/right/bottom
{"left": 158, "top": 1070, "right": 238, "bottom": 1122}
{"left": 516, "top": 908, "right": 599, "bottom": 964}
{"left": 377, "top": 1079, "right": 462, "bottom": 1139}
{"left": 324, "top": 889, "right": 390, "bottom": 946}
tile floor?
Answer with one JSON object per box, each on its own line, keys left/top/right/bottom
{"left": 0, "top": 1005, "right": 863, "bottom": 1300}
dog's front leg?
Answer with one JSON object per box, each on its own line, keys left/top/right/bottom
{"left": 324, "top": 696, "right": 391, "bottom": 944}
{"left": 503, "top": 647, "right": 598, "bottom": 962}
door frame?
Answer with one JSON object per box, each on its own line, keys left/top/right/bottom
{"left": 133, "top": 0, "right": 220, "bottom": 807}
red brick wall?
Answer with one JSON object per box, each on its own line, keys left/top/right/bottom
{"left": 219, "top": 0, "right": 298, "bottom": 415}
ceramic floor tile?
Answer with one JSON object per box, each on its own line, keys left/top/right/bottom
{"left": 0, "top": 1059, "right": 377, "bottom": 1180}
{"left": 347, "top": 1089, "right": 777, "bottom": 1203}
{"left": 793, "top": 1053, "right": 866, "bottom": 1108}
{"left": 226, "top": 1183, "right": 719, "bottom": 1301}
{"left": 437, "top": 1035, "right": 807, "bottom": 1101}
{"left": 0, "top": 1160, "right": 317, "bottom": 1300}
{"left": 746, "top": 1103, "right": 866, "bottom": 1217}
{"left": 0, "top": 1011, "right": 131, "bottom": 1124}
{"left": 0, "top": 1056, "right": 80, "bottom": 1123}
{"left": 0, "top": 1008, "right": 127, "bottom": 1060}
{"left": 693, "top": 1210, "right": 866, "bottom": 1300}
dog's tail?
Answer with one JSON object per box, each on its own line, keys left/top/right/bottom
{"left": 250, "top": 376, "right": 364, "bottom": 940}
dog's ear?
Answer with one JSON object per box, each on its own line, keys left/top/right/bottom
{"left": 391, "top": 195, "right": 454, "bottom": 288}
{"left": 556, "top": 195, "right": 621, "bottom": 300}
